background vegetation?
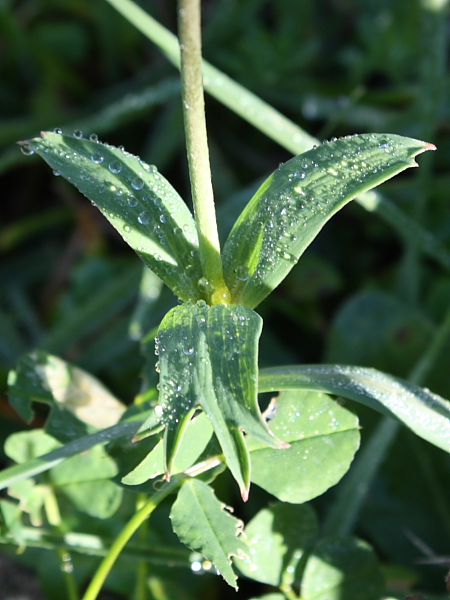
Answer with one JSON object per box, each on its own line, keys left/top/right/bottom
{"left": 1, "top": 0, "right": 450, "bottom": 598}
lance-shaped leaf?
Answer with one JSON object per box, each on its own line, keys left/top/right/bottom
{"left": 170, "top": 479, "right": 249, "bottom": 589}
{"left": 135, "top": 301, "right": 285, "bottom": 500}
{"left": 22, "top": 132, "right": 203, "bottom": 302}
{"left": 223, "top": 134, "right": 435, "bottom": 308}
{"left": 259, "top": 364, "right": 450, "bottom": 454}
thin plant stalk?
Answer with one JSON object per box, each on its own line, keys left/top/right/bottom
{"left": 45, "top": 490, "right": 79, "bottom": 600}
{"left": 178, "top": 0, "right": 230, "bottom": 305}
{"left": 81, "top": 479, "right": 180, "bottom": 600}
{"left": 323, "top": 303, "right": 450, "bottom": 537}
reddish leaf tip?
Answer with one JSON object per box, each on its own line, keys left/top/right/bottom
{"left": 240, "top": 488, "right": 249, "bottom": 502}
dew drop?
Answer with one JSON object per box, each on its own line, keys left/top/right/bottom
{"left": 20, "top": 145, "right": 34, "bottom": 156}
{"left": 185, "top": 264, "right": 197, "bottom": 278}
{"left": 131, "top": 177, "right": 144, "bottom": 190}
{"left": 197, "top": 277, "right": 210, "bottom": 293}
{"left": 173, "top": 227, "right": 183, "bottom": 236}
{"left": 138, "top": 212, "right": 151, "bottom": 225}
{"left": 183, "top": 347, "right": 194, "bottom": 356}
{"left": 159, "top": 214, "right": 166, "bottom": 224}
{"left": 53, "top": 127, "right": 62, "bottom": 134}
{"left": 53, "top": 170, "right": 61, "bottom": 176}
{"left": 127, "top": 197, "right": 138, "bottom": 207}
{"left": 235, "top": 265, "right": 249, "bottom": 281}
{"left": 379, "top": 142, "right": 390, "bottom": 150}
{"left": 73, "top": 129, "right": 83, "bottom": 138}
{"left": 91, "top": 153, "right": 104, "bottom": 164}
{"left": 89, "top": 133, "right": 98, "bottom": 142}
{"left": 109, "top": 160, "right": 122, "bottom": 174}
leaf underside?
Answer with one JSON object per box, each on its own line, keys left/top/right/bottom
{"left": 223, "top": 134, "right": 434, "bottom": 308}
{"left": 135, "top": 301, "right": 284, "bottom": 500}
{"left": 22, "top": 132, "right": 203, "bottom": 302}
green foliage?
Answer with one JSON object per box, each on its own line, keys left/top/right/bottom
{"left": 1, "top": 1, "right": 450, "bottom": 599}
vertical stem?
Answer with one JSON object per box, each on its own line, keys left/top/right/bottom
{"left": 178, "top": 0, "right": 231, "bottom": 305}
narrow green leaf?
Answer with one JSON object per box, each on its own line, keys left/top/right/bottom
{"left": 234, "top": 502, "right": 318, "bottom": 585}
{"left": 0, "top": 421, "right": 140, "bottom": 492}
{"left": 135, "top": 301, "right": 284, "bottom": 500}
{"left": 223, "top": 134, "right": 434, "bottom": 308}
{"left": 248, "top": 390, "right": 360, "bottom": 503}
{"left": 259, "top": 365, "right": 450, "bottom": 454}
{"left": 170, "top": 479, "right": 249, "bottom": 589}
{"left": 301, "top": 537, "right": 384, "bottom": 600}
{"left": 22, "top": 131, "right": 203, "bottom": 302}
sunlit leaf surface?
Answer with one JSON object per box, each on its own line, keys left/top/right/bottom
{"left": 22, "top": 132, "right": 203, "bottom": 302}
{"left": 170, "top": 479, "right": 249, "bottom": 588}
{"left": 223, "top": 134, "right": 434, "bottom": 308}
{"left": 259, "top": 365, "right": 450, "bottom": 454}
{"left": 248, "top": 390, "right": 360, "bottom": 503}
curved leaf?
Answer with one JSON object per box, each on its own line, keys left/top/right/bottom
{"left": 248, "top": 390, "right": 360, "bottom": 503}
{"left": 170, "top": 479, "right": 249, "bottom": 589}
{"left": 22, "top": 131, "right": 203, "bottom": 302}
{"left": 135, "top": 301, "right": 285, "bottom": 500}
{"left": 259, "top": 365, "right": 450, "bottom": 453}
{"left": 223, "top": 134, "right": 434, "bottom": 308}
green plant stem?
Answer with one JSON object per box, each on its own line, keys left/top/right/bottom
{"left": 81, "top": 479, "right": 181, "bottom": 600}
{"left": 178, "top": 0, "right": 230, "bottom": 304}
{"left": 45, "top": 490, "right": 79, "bottom": 600}
{"left": 134, "top": 494, "right": 150, "bottom": 600}
{"left": 323, "top": 302, "right": 450, "bottom": 537}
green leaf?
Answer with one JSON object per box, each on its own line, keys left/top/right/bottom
{"left": 301, "top": 537, "right": 384, "bottom": 600}
{"left": 259, "top": 365, "right": 450, "bottom": 454}
{"left": 22, "top": 131, "right": 203, "bottom": 302}
{"left": 122, "top": 412, "right": 213, "bottom": 485}
{"left": 234, "top": 502, "right": 318, "bottom": 585}
{"left": 222, "top": 134, "right": 434, "bottom": 308}
{"left": 0, "top": 420, "right": 140, "bottom": 492}
{"left": 4, "top": 430, "right": 61, "bottom": 464}
{"left": 0, "top": 499, "right": 24, "bottom": 546}
{"left": 135, "top": 301, "right": 285, "bottom": 500}
{"left": 7, "top": 350, "right": 126, "bottom": 441}
{"left": 170, "top": 479, "right": 249, "bottom": 589}
{"left": 248, "top": 390, "right": 360, "bottom": 503}
{"left": 8, "top": 479, "right": 49, "bottom": 527}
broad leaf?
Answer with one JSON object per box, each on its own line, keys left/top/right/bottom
{"left": 235, "top": 502, "right": 318, "bottom": 585}
{"left": 223, "top": 134, "right": 434, "bottom": 308}
{"left": 170, "top": 479, "right": 249, "bottom": 589}
{"left": 7, "top": 350, "right": 126, "bottom": 442}
{"left": 248, "top": 390, "right": 360, "bottom": 503}
{"left": 135, "top": 301, "right": 285, "bottom": 500}
{"left": 301, "top": 537, "right": 384, "bottom": 600}
{"left": 259, "top": 365, "right": 450, "bottom": 454}
{"left": 22, "top": 131, "right": 203, "bottom": 302}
